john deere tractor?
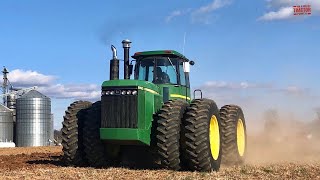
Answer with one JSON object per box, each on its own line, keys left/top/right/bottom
{"left": 61, "top": 39, "right": 247, "bottom": 171}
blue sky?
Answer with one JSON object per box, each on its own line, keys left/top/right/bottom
{"left": 1, "top": 0, "right": 320, "bottom": 131}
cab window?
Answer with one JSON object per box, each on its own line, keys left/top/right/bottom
{"left": 136, "top": 58, "right": 154, "bottom": 82}
{"left": 155, "top": 58, "right": 178, "bottom": 84}
{"left": 135, "top": 57, "right": 179, "bottom": 85}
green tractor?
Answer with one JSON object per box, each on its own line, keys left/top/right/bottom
{"left": 61, "top": 39, "right": 247, "bottom": 171}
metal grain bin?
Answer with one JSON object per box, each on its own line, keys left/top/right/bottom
{"left": 0, "top": 104, "right": 14, "bottom": 142}
{"left": 7, "top": 94, "right": 16, "bottom": 122}
{"left": 49, "top": 114, "right": 54, "bottom": 145}
{"left": 16, "top": 90, "right": 52, "bottom": 147}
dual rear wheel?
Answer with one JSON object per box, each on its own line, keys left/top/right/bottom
{"left": 61, "top": 101, "right": 92, "bottom": 166}
{"left": 61, "top": 101, "right": 119, "bottom": 167}
{"left": 180, "top": 99, "right": 222, "bottom": 171}
{"left": 220, "top": 105, "right": 247, "bottom": 165}
{"left": 154, "top": 99, "right": 247, "bottom": 172}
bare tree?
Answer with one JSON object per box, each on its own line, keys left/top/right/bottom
{"left": 308, "top": 107, "right": 320, "bottom": 138}
{"left": 54, "top": 129, "right": 62, "bottom": 144}
{"left": 315, "top": 107, "right": 320, "bottom": 122}
{"left": 264, "top": 109, "right": 279, "bottom": 134}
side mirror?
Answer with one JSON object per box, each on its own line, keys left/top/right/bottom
{"left": 189, "top": 61, "right": 195, "bottom": 65}
{"left": 129, "top": 64, "right": 134, "bottom": 75}
{"left": 183, "top": 62, "right": 190, "bottom": 73}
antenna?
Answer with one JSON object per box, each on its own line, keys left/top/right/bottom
{"left": 182, "top": 32, "right": 187, "bottom": 54}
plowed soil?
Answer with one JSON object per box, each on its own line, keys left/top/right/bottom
{"left": 0, "top": 136, "right": 319, "bottom": 180}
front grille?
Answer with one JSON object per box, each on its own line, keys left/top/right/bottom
{"left": 101, "top": 88, "right": 138, "bottom": 128}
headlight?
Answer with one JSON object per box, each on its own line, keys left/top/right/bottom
{"left": 132, "top": 90, "right": 138, "bottom": 95}
{"left": 104, "top": 89, "right": 137, "bottom": 95}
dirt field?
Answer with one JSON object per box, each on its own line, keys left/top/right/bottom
{"left": 0, "top": 135, "right": 320, "bottom": 180}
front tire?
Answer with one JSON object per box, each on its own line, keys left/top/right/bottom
{"left": 220, "top": 105, "right": 247, "bottom": 165}
{"left": 152, "top": 99, "right": 188, "bottom": 170}
{"left": 83, "top": 101, "right": 119, "bottom": 167}
{"left": 61, "top": 101, "right": 92, "bottom": 166}
{"left": 181, "top": 99, "right": 222, "bottom": 172}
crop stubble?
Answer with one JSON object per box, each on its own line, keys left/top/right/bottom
{"left": 0, "top": 136, "right": 319, "bottom": 180}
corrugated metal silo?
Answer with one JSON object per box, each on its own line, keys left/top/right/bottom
{"left": 49, "top": 114, "right": 54, "bottom": 145}
{"left": 16, "top": 90, "right": 52, "bottom": 147}
{"left": 7, "top": 94, "right": 16, "bottom": 122}
{"left": 0, "top": 104, "right": 14, "bottom": 142}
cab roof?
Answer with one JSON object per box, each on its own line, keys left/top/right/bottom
{"left": 132, "top": 50, "right": 190, "bottom": 62}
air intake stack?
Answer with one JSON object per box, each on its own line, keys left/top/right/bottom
{"left": 110, "top": 45, "right": 119, "bottom": 80}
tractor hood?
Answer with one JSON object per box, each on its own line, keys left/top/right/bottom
{"left": 102, "top": 80, "right": 160, "bottom": 93}
{"left": 100, "top": 79, "right": 162, "bottom": 145}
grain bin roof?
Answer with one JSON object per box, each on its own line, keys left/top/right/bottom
{"left": 0, "top": 104, "right": 11, "bottom": 112}
{"left": 19, "top": 90, "right": 49, "bottom": 99}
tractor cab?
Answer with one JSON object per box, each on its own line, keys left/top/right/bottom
{"left": 132, "top": 50, "right": 191, "bottom": 87}
{"left": 131, "top": 50, "right": 193, "bottom": 102}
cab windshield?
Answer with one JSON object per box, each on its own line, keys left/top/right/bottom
{"left": 135, "top": 57, "right": 180, "bottom": 84}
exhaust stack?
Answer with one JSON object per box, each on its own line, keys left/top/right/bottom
{"left": 122, "top": 39, "right": 131, "bottom": 79}
{"left": 111, "top": 45, "right": 117, "bottom": 59}
{"left": 110, "top": 45, "right": 119, "bottom": 80}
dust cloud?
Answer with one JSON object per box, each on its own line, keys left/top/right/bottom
{"left": 246, "top": 109, "right": 320, "bottom": 165}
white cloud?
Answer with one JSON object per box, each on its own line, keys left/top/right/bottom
{"left": 202, "top": 81, "right": 272, "bottom": 90}
{"left": 259, "top": 0, "right": 320, "bottom": 21}
{"left": 165, "top": 0, "right": 232, "bottom": 24}
{"left": 193, "top": 0, "right": 232, "bottom": 14}
{"left": 200, "top": 81, "right": 310, "bottom": 98}
{"left": 191, "top": 0, "right": 232, "bottom": 24}
{"left": 165, "top": 10, "right": 183, "bottom": 23}
{"left": 38, "top": 84, "right": 100, "bottom": 100}
{"left": 258, "top": 7, "right": 293, "bottom": 21}
{"left": 277, "top": 85, "right": 309, "bottom": 96}
{"left": 285, "top": 86, "right": 302, "bottom": 93}
{"left": 6, "top": 69, "right": 100, "bottom": 100}
{"left": 7, "top": 69, "right": 56, "bottom": 86}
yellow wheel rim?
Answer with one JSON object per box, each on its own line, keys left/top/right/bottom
{"left": 209, "top": 115, "right": 220, "bottom": 160}
{"left": 237, "top": 119, "right": 246, "bottom": 156}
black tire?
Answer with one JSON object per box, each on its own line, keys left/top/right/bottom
{"left": 83, "top": 101, "right": 120, "bottom": 167}
{"left": 61, "top": 100, "right": 92, "bottom": 166}
{"left": 220, "top": 105, "right": 247, "bottom": 165}
{"left": 181, "top": 98, "right": 222, "bottom": 172}
{"left": 152, "top": 99, "right": 188, "bottom": 170}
